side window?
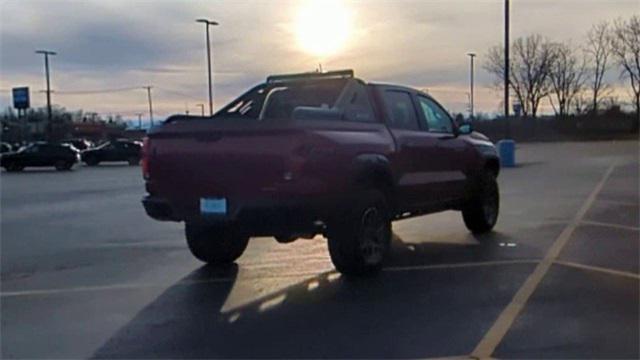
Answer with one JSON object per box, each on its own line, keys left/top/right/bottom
{"left": 418, "top": 96, "right": 454, "bottom": 133}
{"left": 343, "top": 85, "right": 375, "bottom": 122}
{"left": 383, "top": 91, "right": 419, "bottom": 130}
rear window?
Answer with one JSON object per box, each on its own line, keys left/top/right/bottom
{"left": 216, "top": 78, "right": 348, "bottom": 121}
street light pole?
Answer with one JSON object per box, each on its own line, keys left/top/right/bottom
{"left": 143, "top": 86, "right": 154, "bottom": 127}
{"left": 504, "top": 0, "right": 510, "bottom": 138}
{"left": 467, "top": 52, "right": 476, "bottom": 119}
{"left": 35, "top": 50, "right": 56, "bottom": 137}
{"left": 196, "top": 18, "right": 219, "bottom": 116}
{"left": 136, "top": 113, "right": 143, "bottom": 129}
{"left": 196, "top": 103, "right": 205, "bottom": 117}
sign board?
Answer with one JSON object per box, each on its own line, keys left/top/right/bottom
{"left": 512, "top": 101, "right": 522, "bottom": 117}
{"left": 12, "top": 87, "right": 30, "bottom": 109}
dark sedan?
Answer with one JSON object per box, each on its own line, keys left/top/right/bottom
{"left": 81, "top": 140, "right": 141, "bottom": 166}
{"left": 1, "top": 142, "right": 80, "bottom": 172}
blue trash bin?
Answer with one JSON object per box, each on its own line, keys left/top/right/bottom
{"left": 497, "top": 139, "right": 516, "bottom": 168}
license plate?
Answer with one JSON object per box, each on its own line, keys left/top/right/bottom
{"left": 200, "top": 198, "right": 227, "bottom": 215}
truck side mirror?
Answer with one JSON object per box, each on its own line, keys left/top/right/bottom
{"left": 458, "top": 122, "right": 473, "bottom": 135}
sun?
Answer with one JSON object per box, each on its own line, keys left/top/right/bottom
{"left": 295, "top": 0, "right": 352, "bottom": 58}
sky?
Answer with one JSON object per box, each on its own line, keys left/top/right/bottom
{"left": 1, "top": 0, "right": 638, "bottom": 123}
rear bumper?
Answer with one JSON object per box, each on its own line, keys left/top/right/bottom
{"left": 141, "top": 194, "right": 336, "bottom": 236}
{"left": 142, "top": 196, "right": 176, "bottom": 221}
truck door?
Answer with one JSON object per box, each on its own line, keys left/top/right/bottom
{"left": 415, "top": 94, "right": 469, "bottom": 201}
{"left": 379, "top": 88, "right": 440, "bottom": 211}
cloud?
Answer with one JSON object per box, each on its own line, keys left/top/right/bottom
{"left": 1, "top": 0, "right": 638, "bottom": 118}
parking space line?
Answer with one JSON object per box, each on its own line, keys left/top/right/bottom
{"left": 0, "top": 278, "right": 235, "bottom": 298}
{"left": 580, "top": 219, "right": 640, "bottom": 232}
{"left": 471, "top": 163, "right": 617, "bottom": 359}
{"left": 554, "top": 260, "right": 640, "bottom": 280}
{"left": 384, "top": 259, "right": 539, "bottom": 273}
{"left": 1, "top": 259, "right": 542, "bottom": 298}
{"left": 592, "top": 198, "right": 639, "bottom": 207}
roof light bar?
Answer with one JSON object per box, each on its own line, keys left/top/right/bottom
{"left": 266, "top": 69, "right": 354, "bottom": 83}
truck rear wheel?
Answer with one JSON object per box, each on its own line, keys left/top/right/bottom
{"left": 462, "top": 172, "right": 499, "bottom": 234}
{"left": 327, "top": 190, "right": 391, "bottom": 276}
{"left": 185, "top": 223, "right": 250, "bottom": 265}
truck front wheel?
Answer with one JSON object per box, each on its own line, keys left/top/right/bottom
{"left": 185, "top": 223, "right": 250, "bottom": 264}
{"left": 327, "top": 190, "right": 391, "bottom": 276}
{"left": 462, "top": 171, "right": 500, "bottom": 234}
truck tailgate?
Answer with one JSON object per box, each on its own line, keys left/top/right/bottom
{"left": 146, "top": 119, "right": 310, "bottom": 203}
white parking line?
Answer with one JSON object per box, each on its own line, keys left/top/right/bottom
{"left": 554, "top": 260, "right": 640, "bottom": 280}
{"left": 471, "top": 163, "right": 617, "bottom": 359}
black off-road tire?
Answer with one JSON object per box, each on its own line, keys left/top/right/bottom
{"left": 185, "top": 223, "right": 250, "bottom": 265}
{"left": 5, "top": 163, "right": 24, "bottom": 172}
{"left": 55, "top": 160, "right": 73, "bottom": 171}
{"left": 327, "top": 190, "right": 392, "bottom": 276}
{"left": 462, "top": 171, "right": 500, "bottom": 234}
{"left": 84, "top": 156, "right": 99, "bottom": 166}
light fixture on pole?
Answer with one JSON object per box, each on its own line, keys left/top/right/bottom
{"left": 196, "top": 18, "right": 219, "bottom": 116}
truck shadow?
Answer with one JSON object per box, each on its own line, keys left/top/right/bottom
{"left": 386, "top": 231, "right": 518, "bottom": 267}
{"left": 92, "top": 231, "right": 534, "bottom": 359}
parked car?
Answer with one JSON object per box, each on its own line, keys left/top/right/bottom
{"left": 1, "top": 142, "right": 12, "bottom": 153}
{"left": 60, "top": 138, "right": 94, "bottom": 151}
{"left": 81, "top": 140, "right": 141, "bottom": 166}
{"left": 141, "top": 70, "right": 500, "bottom": 275}
{"left": 1, "top": 142, "right": 80, "bottom": 171}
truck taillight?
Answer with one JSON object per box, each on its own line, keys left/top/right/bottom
{"left": 142, "top": 137, "right": 150, "bottom": 179}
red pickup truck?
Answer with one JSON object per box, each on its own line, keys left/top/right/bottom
{"left": 142, "top": 70, "right": 500, "bottom": 275}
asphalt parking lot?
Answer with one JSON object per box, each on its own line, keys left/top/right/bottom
{"left": 1, "top": 140, "right": 638, "bottom": 359}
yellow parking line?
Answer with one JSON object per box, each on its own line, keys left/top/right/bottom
{"left": 2, "top": 260, "right": 539, "bottom": 298}
{"left": 471, "top": 163, "right": 617, "bottom": 359}
{"left": 592, "top": 198, "right": 638, "bottom": 207}
{"left": 554, "top": 260, "right": 640, "bottom": 280}
{"left": 580, "top": 220, "right": 640, "bottom": 232}
{"left": 0, "top": 277, "right": 234, "bottom": 298}
{"left": 384, "top": 259, "right": 539, "bottom": 273}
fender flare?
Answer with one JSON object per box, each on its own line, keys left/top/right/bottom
{"left": 350, "top": 153, "right": 396, "bottom": 206}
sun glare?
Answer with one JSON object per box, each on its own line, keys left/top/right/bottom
{"left": 295, "top": 0, "right": 352, "bottom": 58}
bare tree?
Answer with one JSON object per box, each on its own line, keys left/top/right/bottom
{"left": 584, "top": 22, "right": 612, "bottom": 113}
{"left": 611, "top": 15, "right": 640, "bottom": 129}
{"left": 485, "top": 34, "right": 556, "bottom": 118}
{"left": 548, "top": 42, "right": 586, "bottom": 119}
{"left": 573, "top": 94, "right": 589, "bottom": 115}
